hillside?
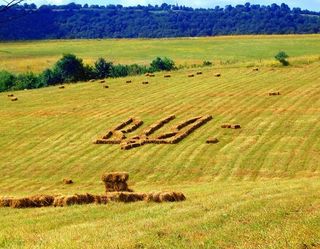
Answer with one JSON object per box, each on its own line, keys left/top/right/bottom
{"left": 0, "top": 3, "right": 319, "bottom": 40}
{"left": 0, "top": 53, "right": 320, "bottom": 247}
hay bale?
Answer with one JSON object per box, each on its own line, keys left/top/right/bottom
{"left": 221, "top": 124, "right": 232, "bottom": 128}
{"left": 146, "top": 192, "right": 186, "bottom": 203}
{"left": 107, "top": 192, "right": 146, "bottom": 203}
{"left": 100, "top": 80, "right": 105, "bottom": 83}
{"left": 11, "top": 97, "right": 18, "bottom": 101}
{"left": 53, "top": 194, "right": 95, "bottom": 207}
{"left": 7, "top": 94, "right": 14, "bottom": 97}
{"left": 253, "top": 68, "right": 259, "bottom": 71}
{"left": 188, "top": 74, "right": 194, "bottom": 78}
{"left": 10, "top": 195, "right": 55, "bottom": 208}
{"left": 142, "top": 81, "right": 149, "bottom": 84}
{"left": 103, "top": 85, "right": 109, "bottom": 89}
{"left": 89, "top": 79, "right": 95, "bottom": 82}
{"left": 206, "top": 138, "right": 219, "bottom": 144}
{"left": 63, "top": 179, "right": 73, "bottom": 185}
{"left": 58, "top": 85, "right": 65, "bottom": 89}
{"left": 164, "top": 75, "right": 171, "bottom": 78}
{"left": 149, "top": 74, "right": 155, "bottom": 77}
{"left": 196, "top": 71, "right": 203, "bottom": 75}
{"left": 94, "top": 195, "right": 109, "bottom": 204}
{"left": 145, "top": 73, "right": 150, "bottom": 76}
{"left": 231, "top": 124, "right": 241, "bottom": 129}
{"left": 101, "top": 172, "right": 129, "bottom": 183}
{"left": 0, "top": 197, "right": 12, "bottom": 207}
{"left": 214, "top": 73, "right": 221, "bottom": 77}
{"left": 126, "top": 80, "right": 132, "bottom": 83}
{"left": 269, "top": 92, "right": 281, "bottom": 96}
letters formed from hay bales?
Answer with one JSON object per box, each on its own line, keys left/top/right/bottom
{"left": 121, "top": 120, "right": 143, "bottom": 133}
{"left": 143, "top": 115, "right": 176, "bottom": 136}
{"left": 11, "top": 97, "right": 18, "bottom": 101}
{"left": 206, "top": 137, "right": 219, "bottom": 144}
{"left": 102, "top": 172, "right": 129, "bottom": 183}
{"left": 146, "top": 192, "right": 186, "bottom": 203}
{"left": 174, "top": 116, "right": 202, "bottom": 131}
{"left": 114, "top": 118, "right": 133, "bottom": 131}
{"left": 7, "top": 94, "right": 14, "bottom": 97}
{"left": 63, "top": 179, "right": 73, "bottom": 185}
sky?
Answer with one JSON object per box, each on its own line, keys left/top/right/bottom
{"left": 26, "top": 0, "right": 320, "bottom": 11}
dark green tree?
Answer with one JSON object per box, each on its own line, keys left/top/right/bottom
{"left": 94, "top": 58, "right": 113, "bottom": 79}
{"left": 0, "top": 70, "right": 15, "bottom": 92}
{"left": 150, "top": 57, "right": 176, "bottom": 72}
{"left": 275, "top": 51, "right": 289, "bottom": 66}
{"left": 53, "top": 54, "right": 86, "bottom": 82}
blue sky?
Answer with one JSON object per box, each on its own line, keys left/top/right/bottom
{"left": 28, "top": 0, "right": 320, "bottom": 11}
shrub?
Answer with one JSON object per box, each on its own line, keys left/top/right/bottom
{"left": 39, "top": 69, "right": 61, "bottom": 86}
{"left": 150, "top": 57, "right": 175, "bottom": 72}
{"left": 13, "top": 72, "right": 40, "bottom": 90}
{"left": 275, "top": 51, "right": 289, "bottom": 66}
{"left": 0, "top": 71, "right": 16, "bottom": 92}
{"left": 203, "top": 61, "right": 213, "bottom": 66}
{"left": 111, "top": 64, "right": 129, "bottom": 78}
{"left": 94, "top": 58, "right": 113, "bottom": 79}
{"left": 53, "top": 54, "right": 86, "bottom": 82}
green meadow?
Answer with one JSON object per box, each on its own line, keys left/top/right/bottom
{"left": 0, "top": 35, "right": 320, "bottom": 248}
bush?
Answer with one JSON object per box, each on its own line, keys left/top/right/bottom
{"left": 94, "top": 58, "right": 113, "bottom": 79}
{"left": 111, "top": 64, "right": 129, "bottom": 78}
{"left": 203, "top": 61, "right": 213, "bottom": 66}
{"left": 53, "top": 54, "right": 86, "bottom": 82}
{"left": 275, "top": 51, "right": 289, "bottom": 66}
{"left": 0, "top": 71, "right": 16, "bottom": 92}
{"left": 150, "top": 57, "right": 175, "bottom": 72}
{"left": 39, "top": 69, "right": 61, "bottom": 86}
{"left": 13, "top": 72, "right": 40, "bottom": 90}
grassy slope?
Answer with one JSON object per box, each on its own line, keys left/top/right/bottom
{"left": 0, "top": 57, "right": 320, "bottom": 248}
{"left": 0, "top": 34, "right": 320, "bottom": 73}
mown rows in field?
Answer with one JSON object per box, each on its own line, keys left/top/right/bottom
{"left": 0, "top": 58, "right": 320, "bottom": 248}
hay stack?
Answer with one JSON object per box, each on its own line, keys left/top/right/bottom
{"left": 143, "top": 115, "right": 176, "bottom": 136}
{"left": 63, "top": 179, "right": 73, "bottom": 185}
{"left": 0, "top": 197, "right": 12, "bottom": 207}
{"left": 101, "top": 172, "right": 132, "bottom": 192}
{"left": 146, "top": 192, "right": 186, "bottom": 202}
{"left": 106, "top": 192, "right": 146, "bottom": 203}
{"left": 214, "top": 73, "right": 221, "bottom": 77}
{"left": 11, "top": 97, "right": 18, "bottom": 101}
{"left": 206, "top": 138, "right": 219, "bottom": 144}
{"left": 10, "top": 195, "right": 55, "bottom": 208}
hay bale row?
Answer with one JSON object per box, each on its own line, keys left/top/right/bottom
{"left": 106, "top": 192, "right": 146, "bottom": 203}
{"left": 169, "top": 115, "right": 213, "bottom": 144}
{"left": 143, "top": 115, "right": 176, "bottom": 136}
{"left": 121, "top": 120, "right": 143, "bottom": 133}
{"left": 157, "top": 132, "right": 178, "bottom": 139}
{"left": 114, "top": 118, "right": 134, "bottom": 131}
{"left": 206, "top": 138, "right": 219, "bottom": 144}
{"left": 269, "top": 92, "right": 281, "bottom": 96}
{"left": 121, "top": 140, "right": 146, "bottom": 150}
{"left": 53, "top": 194, "right": 96, "bottom": 207}
{"left": 104, "top": 182, "right": 133, "bottom": 192}
{"left": 146, "top": 192, "right": 186, "bottom": 203}
{"left": 95, "top": 139, "right": 122, "bottom": 145}
{"left": 5, "top": 195, "right": 55, "bottom": 208}
{"left": 0, "top": 197, "right": 12, "bottom": 207}
{"left": 221, "top": 124, "right": 241, "bottom": 129}
{"left": 174, "top": 116, "right": 202, "bottom": 131}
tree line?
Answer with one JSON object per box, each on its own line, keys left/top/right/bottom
{"left": 0, "top": 55, "right": 176, "bottom": 92}
{"left": 0, "top": 3, "right": 319, "bottom": 40}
